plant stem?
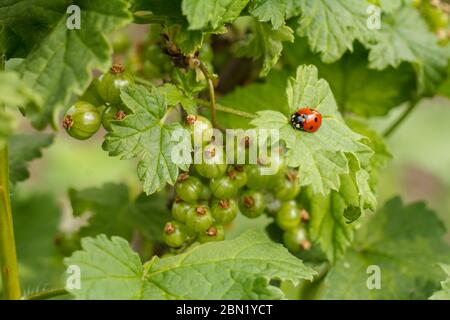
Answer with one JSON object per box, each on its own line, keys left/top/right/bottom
{"left": 135, "top": 78, "right": 256, "bottom": 119}
{"left": 23, "top": 288, "right": 68, "bottom": 300}
{"left": 196, "top": 61, "right": 219, "bottom": 128}
{"left": 0, "top": 55, "right": 21, "bottom": 300}
{"left": 135, "top": 77, "right": 154, "bottom": 88}
{"left": 195, "top": 99, "right": 256, "bottom": 119}
{"left": 132, "top": 11, "right": 171, "bottom": 25}
{"left": 383, "top": 99, "right": 421, "bottom": 138}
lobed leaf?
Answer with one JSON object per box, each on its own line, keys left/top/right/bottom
{"left": 8, "top": 134, "right": 54, "bottom": 184}
{"left": 103, "top": 85, "right": 190, "bottom": 195}
{"left": 295, "top": 0, "right": 375, "bottom": 63}
{"left": 68, "top": 183, "right": 170, "bottom": 242}
{"left": 251, "top": 65, "right": 373, "bottom": 196}
{"left": 429, "top": 264, "right": 450, "bottom": 300}
{"left": 0, "top": 70, "right": 41, "bottom": 148}
{"left": 249, "top": 0, "right": 287, "bottom": 30}
{"left": 64, "top": 229, "right": 316, "bottom": 299}
{"left": 0, "top": 0, "right": 132, "bottom": 129}
{"left": 182, "top": 0, "right": 250, "bottom": 31}
{"left": 235, "top": 20, "right": 294, "bottom": 77}
{"left": 322, "top": 197, "right": 450, "bottom": 299}
{"left": 366, "top": 6, "right": 449, "bottom": 96}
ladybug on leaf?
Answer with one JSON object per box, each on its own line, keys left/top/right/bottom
{"left": 290, "top": 107, "right": 322, "bottom": 133}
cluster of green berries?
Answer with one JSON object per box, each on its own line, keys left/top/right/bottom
{"left": 163, "top": 115, "right": 311, "bottom": 253}
{"left": 63, "top": 64, "right": 134, "bottom": 140}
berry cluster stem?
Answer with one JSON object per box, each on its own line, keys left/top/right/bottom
{"left": 195, "top": 99, "right": 256, "bottom": 119}
{"left": 0, "top": 54, "right": 21, "bottom": 300}
{"left": 134, "top": 77, "right": 256, "bottom": 119}
{"left": 195, "top": 60, "right": 219, "bottom": 128}
{"left": 383, "top": 98, "right": 421, "bottom": 138}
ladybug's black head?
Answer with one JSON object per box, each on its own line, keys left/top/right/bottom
{"left": 290, "top": 113, "right": 304, "bottom": 130}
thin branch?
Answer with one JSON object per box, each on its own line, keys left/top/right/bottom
{"left": 135, "top": 77, "right": 154, "bottom": 88}
{"left": 135, "top": 78, "right": 257, "bottom": 119}
{"left": 133, "top": 11, "right": 170, "bottom": 24}
{"left": 195, "top": 60, "right": 219, "bottom": 128}
{"left": 23, "top": 288, "right": 69, "bottom": 300}
{"left": 383, "top": 99, "right": 421, "bottom": 138}
{"left": 195, "top": 98, "right": 257, "bottom": 119}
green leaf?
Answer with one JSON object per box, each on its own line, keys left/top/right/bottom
{"left": 251, "top": 65, "right": 373, "bottom": 195}
{"left": 8, "top": 134, "right": 54, "bottom": 184}
{"left": 0, "top": 0, "right": 132, "bottom": 129}
{"left": 64, "top": 235, "right": 144, "bottom": 299}
{"left": 306, "top": 152, "right": 378, "bottom": 263}
{"left": 0, "top": 71, "right": 40, "bottom": 107}
{"left": 134, "top": 1, "right": 204, "bottom": 55}
{"left": 322, "top": 197, "right": 450, "bottom": 299}
{"left": 307, "top": 189, "right": 355, "bottom": 264}
{"left": 296, "top": 0, "right": 374, "bottom": 63}
{"left": 103, "top": 85, "right": 190, "bottom": 195}
{"left": 282, "top": 40, "right": 416, "bottom": 117}
{"left": 64, "top": 229, "right": 316, "bottom": 299}
{"left": 376, "top": 0, "right": 402, "bottom": 13}
{"left": 172, "top": 24, "right": 204, "bottom": 55}
{"left": 218, "top": 70, "right": 289, "bottom": 128}
{"left": 69, "top": 183, "right": 133, "bottom": 239}
{"left": 0, "top": 109, "right": 16, "bottom": 150}
{"left": 235, "top": 20, "right": 294, "bottom": 77}
{"left": 249, "top": 0, "right": 287, "bottom": 29}
{"left": 182, "top": 0, "right": 250, "bottom": 31}
{"left": 69, "top": 183, "right": 170, "bottom": 242}
{"left": 0, "top": 70, "right": 41, "bottom": 148}
{"left": 430, "top": 264, "right": 450, "bottom": 300}
{"left": 366, "top": 6, "right": 448, "bottom": 96}
{"left": 12, "top": 193, "right": 64, "bottom": 290}
{"left": 158, "top": 83, "right": 197, "bottom": 115}
{"left": 346, "top": 117, "right": 392, "bottom": 188}
{"left": 128, "top": 193, "right": 171, "bottom": 243}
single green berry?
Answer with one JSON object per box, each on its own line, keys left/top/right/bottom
{"left": 79, "top": 83, "right": 105, "bottom": 107}
{"left": 210, "top": 175, "right": 238, "bottom": 198}
{"left": 239, "top": 190, "right": 266, "bottom": 218}
{"left": 198, "top": 225, "right": 225, "bottom": 243}
{"left": 245, "top": 164, "right": 269, "bottom": 190}
{"left": 171, "top": 197, "right": 193, "bottom": 223}
{"left": 63, "top": 101, "right": 102, "bottom": 140}
{"left": 198, "top": 183, "right": 212, "bottom": 200}
{"left": 102, "top": 106, "right": 126, "bottom": 131}
{"left": 232, "top": 134, "right": 257, "bottom": 164}
{"left": 266, "top": 152, "right": 287, "bottom": 187}
{"left": 276, "top": 201, "right": 301, "bottom": 231}
{"left": 211, "top": 198, "right": 238, "bottom": 224}
{"left": 283, "top": 226, "right": 310, "bottom": 253}
{"left": 95, "top": 64, "right": 134, "bottom": 106}
{"left": 175, "top": 173, "right": 203, "bottom": 203}
{"left": 227, "top": 166, "right": 247, "bottom": 188}
{"left": 273, "top": 170, "right": 301, "bottom": 201}
{"left": 185, "top": 114, "right": 213, "bottom": 147}
{"left": 186, "top": 204, "right": 214, "bottom": 233}
{"left": 194, "top": 144, "right": 227, "bottom": 179}
{"left": 163, "top": 221, "right": 187, "bottom": 248}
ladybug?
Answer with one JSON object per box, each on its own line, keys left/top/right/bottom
{"left": 290, "top": 108, "right": 322, "bottom": 133}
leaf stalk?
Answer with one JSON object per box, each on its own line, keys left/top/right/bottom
{"left": 0, "top": 54, "right": 21, "bottom": 300}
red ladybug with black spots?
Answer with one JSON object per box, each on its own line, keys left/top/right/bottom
{"left": 290, "top": 108, "right": 322, "bottom": 133}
